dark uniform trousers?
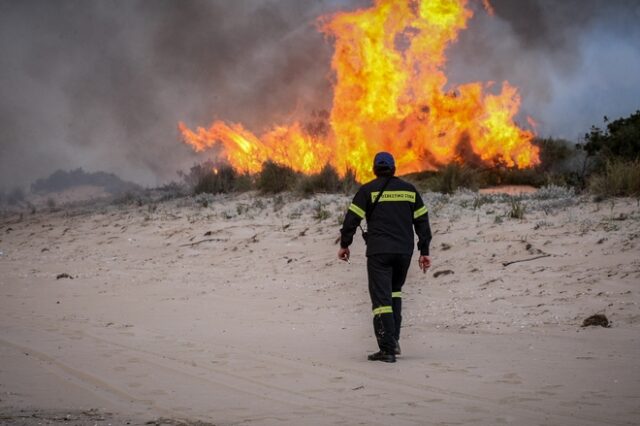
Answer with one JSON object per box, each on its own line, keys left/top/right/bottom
{"left": 340, "top": 176, "right": 431, "bottom": 355}
{"left": 367, "top": 253, "right": 412, "bottom": 353}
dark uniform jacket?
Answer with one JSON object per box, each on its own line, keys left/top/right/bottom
{"left": 340, "top": 176, "right": 432, "bottom": 256}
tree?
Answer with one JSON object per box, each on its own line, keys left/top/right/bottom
{"left": 533, "top": 137, "right": 574, "bottom": 173}
{"left": 580, "top": 110, "right": 640, "bottom": 161}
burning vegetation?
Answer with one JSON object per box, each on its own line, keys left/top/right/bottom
{"left": 179, "top": 0, "right": 539, "bottom": 181}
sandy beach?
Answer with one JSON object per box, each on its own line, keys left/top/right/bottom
{"left": 1, "top": 189, "right": 639, "bottom": 425}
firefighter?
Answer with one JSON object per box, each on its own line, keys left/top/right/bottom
{"left": 338, "top": 152, "right": 432, "bottom": 363}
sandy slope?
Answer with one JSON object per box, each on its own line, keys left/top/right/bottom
{"left": 0, "top": 190, "right": 639, "bottom": 425}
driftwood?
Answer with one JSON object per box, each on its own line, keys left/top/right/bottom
{"left": 502, "top": 254, "right": 551, "bottom": 267}
{"left": 433, "top": 269, "right": 455, "bottom": 278}
{"left": 179, "top": 238, "right": 228, "bottom": 247}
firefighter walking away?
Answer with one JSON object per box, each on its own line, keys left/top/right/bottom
{"left": 338, "top": 152, "right": 432, "bottom": 363}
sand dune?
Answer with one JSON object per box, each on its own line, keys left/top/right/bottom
{"left": 1, "top": 189, "right": 639, "bottom": 425}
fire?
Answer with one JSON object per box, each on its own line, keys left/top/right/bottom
{"left": 179, "top": 121, "right": 333, "bottom": 175}
{"left": 180, "top": 0, "right": 539, "bottom": 182}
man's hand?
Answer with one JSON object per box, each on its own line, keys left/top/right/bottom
{"left": 418, "top": 255, "right": 431, "bottom": 273}
{"left": 338, "top": 247, "right": 350, "bottom": 262}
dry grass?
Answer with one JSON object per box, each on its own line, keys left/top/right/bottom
{"left": 589, "top": 159, "right": 640, "bottom": 198}
{"left": 508, "top": 198, "right": 526, "bottom": 219}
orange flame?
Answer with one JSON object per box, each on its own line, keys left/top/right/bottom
{"left": 180, "top": 0, "right": 539, "bottom": 181}
{"left": 482, "top": 0, "right": 495, "bottom": 16}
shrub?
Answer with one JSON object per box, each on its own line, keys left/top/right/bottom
{"left": 472, "top": 194, "right": 492, "bottom": 210}
{"left": 581, "top": 111, "right": 640, "bottom": 162}
{"left": 341, "top": 168, "right": 359, "bottom": 193}
{"left": 194, "top": 165, "right": 237, "bottom": 194}
{"left": 179, "top": 161, "right": 214, "bottom": 189}
{"left": 298, "top": 164, "right": 340, "bottom": 195}
{"left": 508, "top": 198, "right": 526, "bottom": 219}
{"left": 31, "top": 168, "right": 140, "bottom": 195}
{"left": 297, "top": 164, "right": 359, "bottom": 195}
{"left": 234, "top": 172, "right": 255, "bottom": 192}
{"left": 534, "top": 138, "right": 574, "bottom": 173}
{"left": 531, "top": 185, "right": 576, "bottom": 200}
{"left": 257, "top": 161, "right": 299, "bottom": 194}
{"left": 588, "top": 159, "right": 640, "bottom": 198}
{"left": 6, "top": 187, "right": 25, "bottom": 206}
{"left": 402, "top": 170, "right": 438, "bottom": 192}
{"left": 194, "top": 193, "right": 214, "bottom": 208}
{"left": 180, "top": 160, "right": 254, "bottom": 194}
{"left": 407, "top": 159, "right": 582, "bottom": 192}
{"left": 427, "top": 164, "right": 481, "bottom": 194}
{"left": 478, "top": 166, "right": 546, "bottom": 188}
{"left": 113, "top": 191, "right": 136, "bottom": 205}
{"left": 273, "top": 195, "right": 285, "bottom": 212}
{"left": 313, "top": 201, "right": 331, "bottom": 221}
{"left": 157, "top": 182, "right": 189, "bottom": 201}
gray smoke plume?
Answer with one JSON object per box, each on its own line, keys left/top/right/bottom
{"left": 1, "top": 0, "right": 639, "bottom": 190}
{"left": 0, "top": 0, "right": 350, "bottom": 190}
{"left": 448, "top": 0, "right": 640, "bottom": 140}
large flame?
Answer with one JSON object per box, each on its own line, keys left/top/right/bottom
{"left": 180, "top": 0, "right": 539, "bottom": 181}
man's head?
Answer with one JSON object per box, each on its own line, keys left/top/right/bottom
{"left": 373, "top": 152, "right": 396, "bottom": 177}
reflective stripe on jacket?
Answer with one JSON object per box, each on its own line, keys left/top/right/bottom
{"left": 340, "top": 176, "right": 432, "bottom": 256}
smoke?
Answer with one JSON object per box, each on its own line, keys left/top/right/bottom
{"left": 1, "top": 0, "right": 639, "bottom": 190}
{"left": 448, "top": 0, "right": 640, "bottom": 140}
{"left": 0, "top": 0, "right": 351, "bottom": 190}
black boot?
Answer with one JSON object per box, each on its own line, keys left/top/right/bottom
{"left": 373, "top": 314, "right": 397, "bottom": 358}
{"left": 367, "top": 350, "right": 396, "bottom": 363}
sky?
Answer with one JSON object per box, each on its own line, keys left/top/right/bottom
{"left": 1, "top": 0, "right": 639, "bottom": 190}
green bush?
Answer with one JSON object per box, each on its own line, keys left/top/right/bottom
{"left": 588, "top": 159, "right": 640, "bottom": 198}
{"left": 421, "top": 164, "right": 480, "bottom": 194}
{"left": 406, "top": 162, "right": 577, "bottom": 193}
{"left": 298, "top": 164, "right": 340, "bottom": 194}
{"left": 479, "top": 167, "right": 546, "bottom": 187}
{"left": 297, "top": 164, "right": 359, "bottom": 195}
{"left": 157, "top": 182, "right": 189, "bottom": 201}
{"left": 508, "top": 198, "right": 526, "bottom": 219}
{"left": 402, "top": 170, "right": 437, "bottom": 191}
{"left": 313, "top": 201, "right": 331, "bottom": 221}
{"left": 534, "top": 138, "right": 574, "bottom": 173}
{"left": 194, "top": 165, "right": 237, "bottom": 194}
{"left": 257, "top": 161, "right": 299, "bottom": 194}
{"left": 341, "top": 168, "right": 359, "bottom": 193}
{"left": 113, "top": 191, "right": 136, "bottom": 205}
{"left": 581, "top": 111, "right": 640, "bottom": 162}
{"left": 234, "top": 173, "right": 255, "bottom": 192}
